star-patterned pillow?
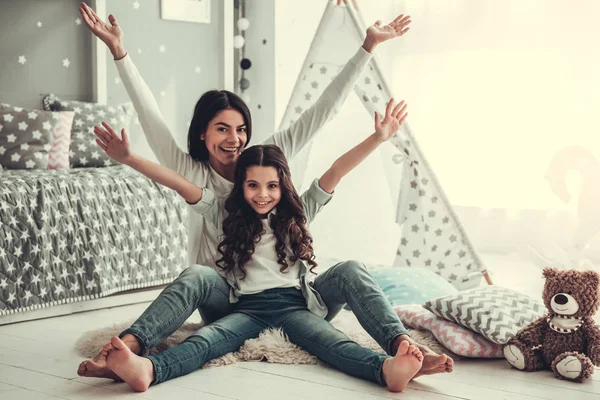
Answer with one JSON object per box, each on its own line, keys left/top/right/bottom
{"left": 0, "top": 103, "right": 55, "bottom": 170}
{"left": 43, "top": 94, "right": 134, "bottom": 168}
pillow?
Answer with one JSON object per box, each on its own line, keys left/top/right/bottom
{"left": 0, "top": 103, "right": 54, "bottom": 169}
{"left": 48, "top": 111, "right": 75, "bottom": 169}
{"left": 423, "top": 285, "right": 546, "bottom": 344}
{"left": 43, "top": 94, "right": 134, "bottom": 168}
{"left": 370, "top": 267, "right": 458, "bottom": 306}
{"left": 395, "top": 304, "right": 504, "bottom": 358}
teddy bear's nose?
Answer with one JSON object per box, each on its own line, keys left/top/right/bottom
{"left": 554, "top": 294, "right": 568, "bottom": 305}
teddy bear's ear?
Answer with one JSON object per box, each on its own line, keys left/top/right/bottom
{"left": 542, "top": 267, "right": 560, "bottom": 279}
{"left": 582, "top": 271, "right": 600, "bottom": 287}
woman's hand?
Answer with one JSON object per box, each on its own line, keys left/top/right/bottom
{"left": 363, "top": 14, "right": 411, "bottom": 53}
{"left": 374, "top": 98, "right": 407, "bottom": 142}
{"left": 94, "top": 122, "right": 132, "bottom": 164}
{"left": 79, "top": 2, "right": 127, "bottom": 59}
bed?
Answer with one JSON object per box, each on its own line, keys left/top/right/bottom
{"left": 0, "top": 166, "right": 188, "bottom": 318}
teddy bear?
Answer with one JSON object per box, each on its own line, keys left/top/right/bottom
{"left": 503, "top": 268, "right": 600, "bottom": 382}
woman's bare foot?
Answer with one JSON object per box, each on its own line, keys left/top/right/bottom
{"left": 392, "top": 335, "right": 453, "bottom": 377}
{"left": 106, "top": 336, "right": 154, "bottom": 392}
{"left": 382, "top": 340, "right": 423, "bottom": 392}
{"left": 414, "top": 351, "right": 452, "bottom": 378}
{"left": 77, "top": 333, "right": 141, "bottom": 380}
{"left": 77, "top": 342, "right": 121, "bottom": 380}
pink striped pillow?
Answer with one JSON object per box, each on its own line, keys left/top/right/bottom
{"left": 48, "top": 111, "right": 74, "bottom": 169}
{"left": 395, "top": 304, "right": 504, "bottom": 358}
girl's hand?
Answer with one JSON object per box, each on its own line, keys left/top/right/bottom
{"left": 363, "top": 14, "right": 411, "bottom": 53}
{"left": 79, "top": 2, "right": 126, "bottom": 58}
{"left": 94, "top": 122, "right": 132, "bottom": 164}
{"left": 374, "top": 99, "right": 408, "bottom": 142}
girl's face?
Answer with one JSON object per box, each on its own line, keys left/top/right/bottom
{"left": 243, "top": 166, "right": 282, "bottom": 216}
{"left": 201, "top": 108, "right": 247, "bottom": 168}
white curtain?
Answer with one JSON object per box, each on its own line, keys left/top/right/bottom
{"left": 275, "top": 0, "right": 600, "bottom": 285}
{"left": 371, "top": 0, "right": 600, "bottom": 272}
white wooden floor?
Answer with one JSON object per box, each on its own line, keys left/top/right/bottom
{"left": 0, "top": 301, "right": 599, "bottom": 400}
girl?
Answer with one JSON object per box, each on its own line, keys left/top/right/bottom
{"left": 96, "top": 98, "right": 425, "bottom": 392}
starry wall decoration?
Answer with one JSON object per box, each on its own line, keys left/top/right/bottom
{"left": 3, "top": 0, "right": 216, "bottom": 156}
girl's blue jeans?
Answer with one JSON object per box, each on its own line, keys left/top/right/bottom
{"left": 119, "top": 260, "right": 409, "bottom": 386}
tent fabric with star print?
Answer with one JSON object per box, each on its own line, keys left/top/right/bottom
{"left": 278, "top": 1, "right": 489, "bottom": 290}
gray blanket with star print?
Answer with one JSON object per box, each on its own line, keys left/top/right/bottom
{"left": 0, "top": 166, "right": 188, "bottom": 316}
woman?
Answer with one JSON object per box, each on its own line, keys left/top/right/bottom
{"left": 77, "top": 2, "right": 452, "bottom": 380}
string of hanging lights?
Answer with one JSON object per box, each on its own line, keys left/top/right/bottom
{"left": 234, "top": 0, "right": 251, "bottom": 103}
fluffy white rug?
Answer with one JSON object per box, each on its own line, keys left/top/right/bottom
{"left": 75, "top": 310, "right": 452, "bottom": 368}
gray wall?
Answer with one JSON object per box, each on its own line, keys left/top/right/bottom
{"left": 0, "top": 0, "right": 93, "bottom": 109}
{"left": 105, "top": 0, "right": 224, "bottom": 154}
{"left": 240, "top": 0, "right": 276, "bottom": 141}
{"left": 0, "top": 0, "right": 224, "bottom": 160}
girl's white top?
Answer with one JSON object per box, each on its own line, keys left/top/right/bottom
{"left": 191, "top": 179, "right": 333, "bottom": 317}
{"left": 235, "top": 218, "right": 302, "bottom": 295}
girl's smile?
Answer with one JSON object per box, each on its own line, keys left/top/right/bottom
{"left": 243, "top": 166, "right": 282, "bottom": 216}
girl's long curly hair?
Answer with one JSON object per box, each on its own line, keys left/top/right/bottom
{"left": 216, "top": 145, "right": 318, "bottom": 280}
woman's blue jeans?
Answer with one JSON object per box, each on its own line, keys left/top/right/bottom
{"left": 119, "top": 260, "right": 408, "bottom": 385}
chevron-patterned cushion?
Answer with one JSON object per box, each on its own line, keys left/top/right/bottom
{"left": 48, "top": 111, "right": 75, "bottom": 169}
{"left": 396, "top": 304, "right": 504, "bottom": 358}
{"left": 423, "top": 286, "right": 546, "bottom": 344}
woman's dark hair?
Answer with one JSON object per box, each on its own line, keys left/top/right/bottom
{"left": 187, "top": 90, "right": 252, "bottom": 161}
{"left": 216, "top": 145, "right": 318, "bottom": 279}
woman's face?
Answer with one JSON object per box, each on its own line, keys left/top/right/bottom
{"left": 201, "top": 108, "right": 247, "bottom": 168}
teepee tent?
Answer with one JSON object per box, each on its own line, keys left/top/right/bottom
{"left": 278, "top": 1, "right": 491, "bottom": 290}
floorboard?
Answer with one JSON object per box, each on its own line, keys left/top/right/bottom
{"left": 1, "top": 289, "right": 598, "bottom": 400}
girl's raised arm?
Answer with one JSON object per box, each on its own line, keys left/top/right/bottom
{"left": 94, "top": 122, "right": 203, "bottom": 205}
{"left": 318, "top": 99, "right": 407, "bottom": 194}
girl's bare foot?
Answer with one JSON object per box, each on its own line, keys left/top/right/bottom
{"left": 77, "top": 334, "right": 141, "bottom": 380}
{"left": 106, "top": 336, "right": 155, "bottom": 392}
{"left": 382, "top": 340, "right": 423, "bottom": 392}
